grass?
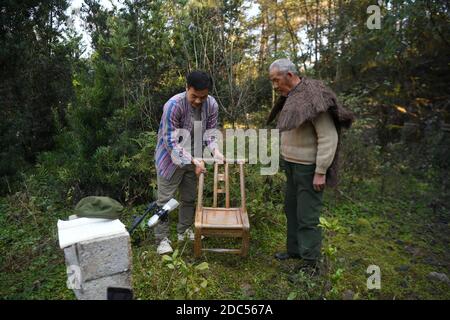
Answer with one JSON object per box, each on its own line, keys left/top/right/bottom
{"left": 0, "top": 162, "right": 449, "bottom": 300}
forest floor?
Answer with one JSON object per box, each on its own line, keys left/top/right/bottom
{"left": 1, "top": 161, "right": 449, "bottom": 300}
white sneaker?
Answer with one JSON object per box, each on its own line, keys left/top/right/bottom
{"left": 157, "top": 237, "right": 173, "bottom": 255}
{"left": 178, "top": 228, "right": 203, "bottom": 241}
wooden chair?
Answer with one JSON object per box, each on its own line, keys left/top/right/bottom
{"left": 194, "top": 162, "right": 249, "bottom": 257}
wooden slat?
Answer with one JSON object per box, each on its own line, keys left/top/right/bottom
{"left": 236, "top": 208, "right": 243, "bottom": 225}
{"left": 225, "top": 162, "right": 230, "bottom": 208}
{"left": 239, "top": 162, "right": 246, "bottom": 212}
{"left": 213, "top": 163, "right": 218, "bottom": 207}
{"left": 201, "top": 231, "right": 244, "bottom": 237}
{"left": 202, "top": 207, "right": 241, "bottom": 212}
{"left": 196, "top": 173, "right": 204, "bottom": 213}
{"left": 201, "top": 248, "right": 241, "bottom": 254}
{"left": 200, "top": 223, "right": 243, "bottom": 229}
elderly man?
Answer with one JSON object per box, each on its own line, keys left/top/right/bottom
{"left": 154, "top": 71, "right": 224, "bottom": 255}
{"left": 267, "top": 59, "right": 353, "bottom": 271}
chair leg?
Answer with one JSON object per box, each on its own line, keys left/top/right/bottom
{"left": 241, "top": 231, "right": 250, "bottom": 257}
{"left": 194, "top": 229, "right": 202, "bottom": 258}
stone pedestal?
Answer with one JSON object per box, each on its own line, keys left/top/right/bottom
{"left": 63, "top": 230, "right": 132, "bottom": 300}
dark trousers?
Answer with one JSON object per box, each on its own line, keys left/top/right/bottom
{"left": 283, "top": 160, "right": 323, "bottom": 262}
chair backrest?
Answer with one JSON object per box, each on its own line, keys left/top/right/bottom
{"left": 213, "top": 162, "right": 229, "bottom": 208}
{"left": 197, "top": 162, "right": 246, "bottom": 212}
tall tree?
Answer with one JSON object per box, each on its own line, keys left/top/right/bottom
{"left": 0, "top": 0, "right": 75, "bottom": 188}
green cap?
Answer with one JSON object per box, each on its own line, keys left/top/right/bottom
{"left": 74, "top": 196, "right": 123, "bottom": 220}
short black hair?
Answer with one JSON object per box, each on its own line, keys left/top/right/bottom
{"left": 186, "top": 71, "right": 212, "bottom": 90}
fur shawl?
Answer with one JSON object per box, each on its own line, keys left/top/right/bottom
{"left": 267, "top": 77, "right": 355, "bottom": 187}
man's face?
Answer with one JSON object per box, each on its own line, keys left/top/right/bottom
{"left": 269, "top": 68, "right": 294, "bottom": 97}
{"left": 186, "top": 86, "right": 209, "bottom": 108}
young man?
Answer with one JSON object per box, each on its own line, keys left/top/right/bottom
{"left": 267, "top": 59, "right": 354, "bottom": 271}
{"left": 154, "top": 71, "right": 224, "bottom": 255}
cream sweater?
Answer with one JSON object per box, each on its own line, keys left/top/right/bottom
{"left": 281, "top": 111, "right": 338, "bottom": 174}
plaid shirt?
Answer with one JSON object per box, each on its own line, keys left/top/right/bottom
{"left": 155, "top": 91, "right": 219, "bottom": 180}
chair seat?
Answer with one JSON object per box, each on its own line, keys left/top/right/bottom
{"left": 199, "top": 207, "right": 247, "bottom": 229}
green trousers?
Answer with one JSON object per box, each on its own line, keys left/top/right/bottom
{"left": 283, "top": 160, "right": 324, "bottom": 262}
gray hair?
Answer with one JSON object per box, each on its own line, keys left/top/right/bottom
{"left": 269, "top": 58, "right": 298, "bottom": 75}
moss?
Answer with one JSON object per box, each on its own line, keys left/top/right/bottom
{"left": 355, "top": 217, "right": 371, "bottom": 232}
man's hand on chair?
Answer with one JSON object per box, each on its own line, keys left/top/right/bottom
{"left": 213, "top": 149, "right": 225, "bottom": 164}
{"left": 192, "top": 158, "right": 206, "bottom": 177}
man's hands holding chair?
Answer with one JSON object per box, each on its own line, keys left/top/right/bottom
{"left": 192, "top": 149, "right": 225, "bottom": 177}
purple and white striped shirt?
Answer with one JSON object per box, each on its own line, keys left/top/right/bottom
{"left": 155, "top": 91, "right": 219, "bottom": 180}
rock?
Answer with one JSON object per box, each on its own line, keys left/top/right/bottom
{"left": 342, "top": 290, "right": 355, "bottom": 300}
{"left": 427, "top": 272, "right": 450, "bottom": 285}
{"left": 64, "top": 232, "right": 131, "bottom": 282}
{"left": 63, "top": 229, "right": 133, "bottom": 300}
{"left": 73, "top": 271, "right": 132, "bottom": 300}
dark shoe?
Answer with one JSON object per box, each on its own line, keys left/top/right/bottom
{"left": 274, "top": 252, "right": 301, "bottom": 260}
